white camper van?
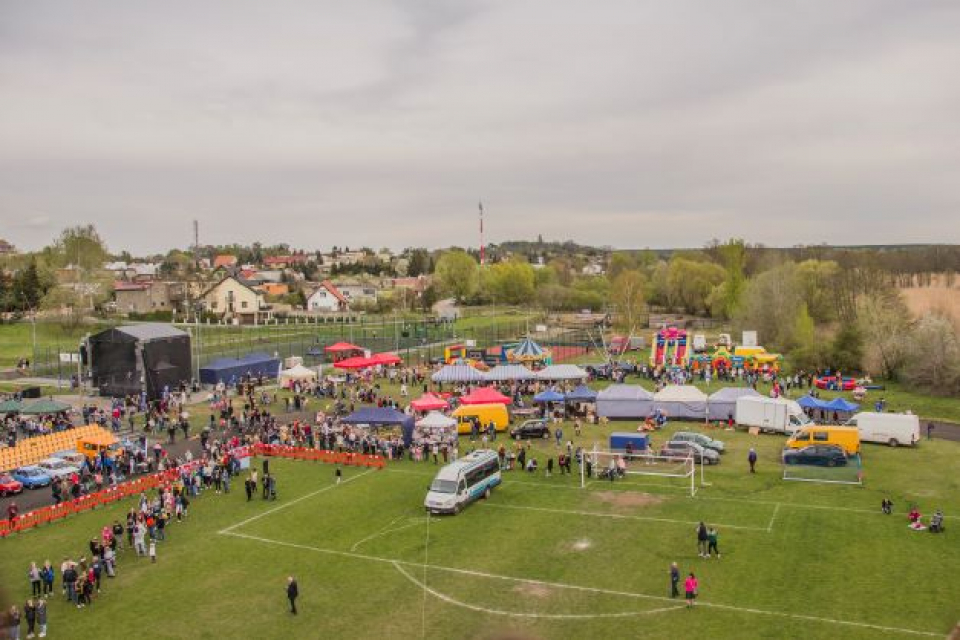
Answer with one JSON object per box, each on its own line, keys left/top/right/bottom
{"left": 735, "top": 396, "right": 812, "bottom": 434}
{"left": 424, "top": 450, "right": 501, "bottom": 515}
{"left": 844, "top": 412, "right": 920, "bottom": 447}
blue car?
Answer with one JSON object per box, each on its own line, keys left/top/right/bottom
{"left": 12, "top": 465, "right": 53, "bottom": 489}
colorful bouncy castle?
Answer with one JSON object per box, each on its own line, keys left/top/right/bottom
{"left": 650, "top": 327, "right": 691, "bottom": 367}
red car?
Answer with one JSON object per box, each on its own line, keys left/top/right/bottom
{"left": 0, "top": 474, "right": 24, "bottom": 497}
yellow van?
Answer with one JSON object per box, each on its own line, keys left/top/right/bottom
{"left": 77, "top": 431, "right": 123, "bottom": 461}
{"left": 785, "top": 426, "right": 860, "bottom": 456}
{"left": 452, "top": 403, "right": 510, "bottom": 435}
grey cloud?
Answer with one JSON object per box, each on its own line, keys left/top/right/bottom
{"left": 0, "top": 0, "right": 957, "bottom": 254}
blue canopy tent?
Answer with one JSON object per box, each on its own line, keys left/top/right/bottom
{"left": 341, "top": 406, "right": 415, "bottom": 446}
{"left": 533, "top": 389, "right": 565, "bottom": 403}
{"left": 824, "top": 397, "right": 860, "bottom": 412}
{"left": 199, "top": 353, "right": 280, "bottom": 385}
{"left": 565, "top": 385, "right": 598, "bottom": 403}
{"left": 797, "top": 395, "right": 829, "bottom": 410}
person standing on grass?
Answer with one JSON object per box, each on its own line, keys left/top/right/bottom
{"left": 28, "top": 562, "right": 42, "bottom": 597}
{"left": 24, "top": 599, "right": 36, "bottom": 639}
{"left": 707, "top": 527, "right": 720, "bottom": 558}
{"left": 684, "top": 573, "right": 699, "bottom": 607}
{"left": 149, "top": 540, "right": 157, "bottom": 563}
{"left": 287, "top": 576, "right": 299, "bottom": 615}
{"left": 927, "top": 422, "right": 934, "bottom": 440}
{"left": 696, "top": 522, "right": 709, "bottom": 558}
{"left": 7, "top": 604, "right": 21, "bottom": 640}
{"left": 748, "top": 448, "right": 757, "bottom": 473}
{"left": 670, "top": 562, "right": 680, "bottom": 598}
{"left": 245, "top": 476, "right": 254, "bottom": 501}
{"left": 335, "top": 466, "right": 342, "bottom": 485}
{"left": 35, "top": 599, "right": 46, "bottom": 638}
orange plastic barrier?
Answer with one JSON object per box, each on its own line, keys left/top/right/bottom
{"left": 252, "top": 443, "right": 385, "bottom": 469}
{"left": 1, "top": 447, "right": 255, "bottom": 537}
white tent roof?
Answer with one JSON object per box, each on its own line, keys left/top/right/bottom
{"left": 279, "top": 364, "right": 319, "bottom": 382}
{"left": 485, "top": 364, "right": 537, "bottom": 381}
{"left": 431, "top": 364, "right": 487, "bottom": 383}
{"left": 535, "top": 364, "right": 589, "bottom": 381}
{"left": 415, "top": 411, "right": 458, "bottom": 429}
{"left": 653, "top": 385, "right": 708, "bottom": 402}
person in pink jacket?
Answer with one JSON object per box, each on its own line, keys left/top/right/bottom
{"left": 684, "top": 573, "right": 699, "bottom": 607}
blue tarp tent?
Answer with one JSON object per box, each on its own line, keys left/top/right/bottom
{"left": 565, "top": 385, "right": 598, "bottom": 403}
{"left": 797, "top": 395, "right": 829, "bottom": 410}
{"left": 199, "top": 353, "right": 280, "bottom": 385}
{"left": 824, "top": 397, "right": 859, "bottom": 412}
{"left": 533, "top": 389, "right": 565, "bottom": 403}
{"left": 341, "top": 406, "right": 415, "bottom": 446}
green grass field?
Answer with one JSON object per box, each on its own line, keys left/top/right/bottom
{"left": 2, "top": 419, "right": 958, "bottom": 639}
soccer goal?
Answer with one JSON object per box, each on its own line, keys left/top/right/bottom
{"left": 782, "top": 453, "right": 864, "bottom": 486}
{"left": 581, "top": 447, "right": 699, "bottom": 496}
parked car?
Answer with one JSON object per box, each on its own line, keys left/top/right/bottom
{"left": 37, "top": 457, "right": 81, "bottom": 481}
{"left": 510, "top": 419, "right": 552, "bottom": 440}
{"left": 0, "top": 473, "right": 24, "bottom": 497}
{"left": 12, "top": 466, "right": 53, "bottom": 489}
{"left": 782, "top": 444, "right": 848, "bottom": 467}
{"left": 671, "top": 431, "right": 725, "bottom": 453}
{"left": 660, "top": 441, "right": 720, "bottom": 465}
{"left": 52, "top": 451, "right": 88, "bottom": 468}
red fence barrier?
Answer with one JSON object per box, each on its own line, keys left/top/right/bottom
{"left": 0, "top": 448, "right": 255, "bottom": 538}
{"left": 252, "top": 443, "right": 385, "bottom": 469}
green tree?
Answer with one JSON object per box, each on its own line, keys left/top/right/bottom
{"left": 790, "top": 303, "right": 824, "bottom": 369}
{"left": 857, "top": 291, "right": 910, "bottom": 378}
{"left": 48, "top": 224, "right": 109, "bottom": 271}
{"left": 666, "top": 257, "right": 725, "bottom": 315}
{"left": 487, "top": 258, "right": 536, "bottom": 305}
{"left": 10, "top": 260, "right": 48, "bottom": 311}
{"left": 902, "top": 314, "right": 960, "bottom": 395}
{"left": 607, "top": 252, "right": 637, "bottom": 280}
{"left": 830, "top": 323, "right": 864, "bottom": 372}
{"left": 733, "top": 262, "right": 803, "bottom": 350}
{"left": 407, "top": 249, "right": 430, "bottom": 277}
{"left": 717, "top": 239, "right": 747, "bottom": 319}
{"left": 434, "top": 250, "right": 478, "bottom": 303}
{"left": 610, "top": 270, "right": 647, "bottom": 332}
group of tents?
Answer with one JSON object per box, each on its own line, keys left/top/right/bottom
{"left": 596, "top": 384, "right": 764, "bottom": 420}
{"left": 431, "top": 363, "right": 589, "bottom": 384}
{"left": 0, "top": 398, "right": 73, "bottom": 416}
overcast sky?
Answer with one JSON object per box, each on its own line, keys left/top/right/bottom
{"left": 1, "top": 1, "right": 958, "bottom": 255}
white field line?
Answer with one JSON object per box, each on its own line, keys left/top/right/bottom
{"left": 392, "top": 562, "right": 685, "bottom": 620}
{"left": 219, "top": 531, "right": 943, "bottom": 638}
{"left": 479, "top": 502, "right": 769, "bottom": 532}
{"left": 218, "top": 469, "right": 375, "bottom": 534}
{"left": 767, "top": 503, "right": 781, "bottom": 533}
{"left": 350, "top": 519, "right": 429, "bottom": 552}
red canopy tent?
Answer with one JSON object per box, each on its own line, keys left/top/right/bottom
{"left": 410, "top": 393, "right": 448, "bottom": 412}
{"left": 333, "top": 356, "right": 375, "bottom": 370}
{"left": 370, "top": 352, "right": 402, "bottom": 366}
{"left": 459, "top": 387, "right": 512, "bottom": 405}
{"left": 325, "top": 342, "right": 362, "bottom": 352}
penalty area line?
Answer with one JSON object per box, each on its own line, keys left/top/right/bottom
{"left": 219, "top": 531, "right": 942, "bottom": 637}
{"left": 218, "top": 468, "right": 376, "bottom": 534}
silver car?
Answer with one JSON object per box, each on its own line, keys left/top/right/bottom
{"left": 38, "top": 457, "right": 82, "bottom": 481}
{"left": 671, "top": 431, "right": 725, "bottom": 453}
{"left": 660, "top": 440, "right": 720, "bottom": 465}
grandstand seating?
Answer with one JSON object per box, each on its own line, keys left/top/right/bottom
{"left": 0, "top": 425, "right": 109, "bottom": 471}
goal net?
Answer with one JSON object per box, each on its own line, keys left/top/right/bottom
{"left": 582, "top": 448, "right": 698, "bottom": 496}
{"left": 782, "top": 453, "right": 864, "bottom": 486}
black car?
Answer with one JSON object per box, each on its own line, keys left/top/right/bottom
{"left": 510, "top": 419, "right": 552, "bottom": 440}
{"left": 782, "top": 445, "right": 848, "bottom": 467}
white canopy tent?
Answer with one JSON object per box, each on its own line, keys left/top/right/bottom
{"left": 653, "top": 385, "right": 708, "bottom": 420}
{"left": 415, "top": 411, "right": 458, "bottom": 429}
{"left": 279, "top": 364, "right": 319, "bottom": 386}
{"left": 535, "top": 364, "right": 589, "bottom": 381}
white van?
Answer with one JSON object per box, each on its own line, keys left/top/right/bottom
{"left": 844, "top": 412, "right": 920, "bottom": 447}
{"left": 424, "top": 450, "right": 501, "bottom": 515}
{"left": 735, "top": 396, "right": 811, "bottom": 434}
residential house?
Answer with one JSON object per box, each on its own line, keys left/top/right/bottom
{"left": 201, "top": 276, "right": 271, "bottom": 324}
{"left": 212, "top": 255, "right": 238, "bottom": 270}
{"left": 334, "top": 279, "right": 379, "bottom": 303}
{"left": 389, "top": 275, "right": 430, "bottom": 295}
{"left": 258, "top": 283, "right": 289, "bottom": 298}
{"left": 131, "top": 263, "right": 161, "bottom": 281}
{"left": 114, "top": 281, "right": 186, "bottom": 315}
{"left": 0, "top": 238, "right": 17, "bottom": 255}
{"left": 306, "top": 280, "right": 348, "bottom": 312}
{"left": 263, "top": 254, "right": 309, "bottom": 269}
